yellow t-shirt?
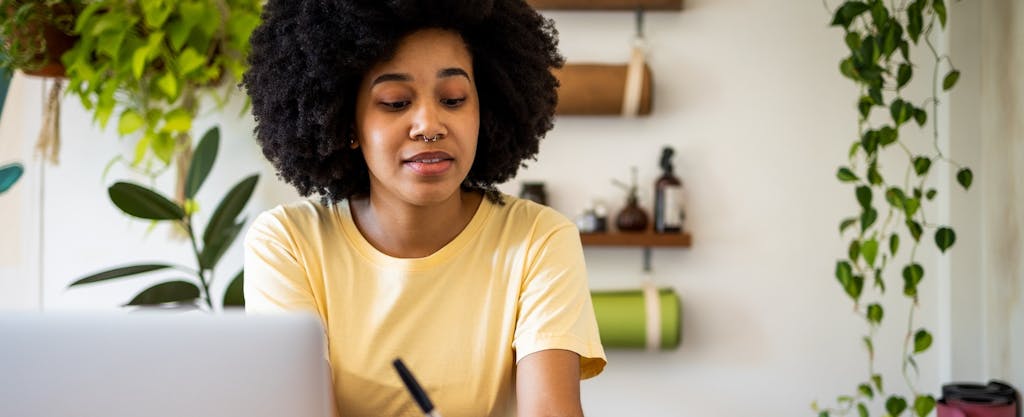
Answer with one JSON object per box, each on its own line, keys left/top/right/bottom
{"left": 243, "top": 195, "right": 606, "bottom": 417}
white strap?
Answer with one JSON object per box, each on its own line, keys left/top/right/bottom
{"left": 621, "top": 46, "right": 646, "bottom": 117}
{"left": 642, "top": 279, "right": 661, "bottom": 351}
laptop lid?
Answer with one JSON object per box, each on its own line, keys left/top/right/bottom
{"left": 0, "top": 312, "right": 333, "bottom": 417}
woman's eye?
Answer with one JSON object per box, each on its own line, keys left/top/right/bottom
{"left": 441, "top": 97, "right": 467, "bottom": 108}
{"left": 381, "top": 101, "right": 410, "bottom": 110}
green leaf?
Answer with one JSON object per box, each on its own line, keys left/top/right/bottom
{"left": 117, "top": 109, "right": 144, "bottom": 136}
{"left": 141, "top": 0, "right": 173, "bottom": 29}
{"left": 904, "top": 197, "right": 920, "bottom": 218}
{"left": 863, "top": 336, "right": 874, "bottom": 357}
{"left": 890, "top": 234, "right": 900, "bottom": 256}
{"left": 861, "top": 130, "right": 879, "bottom": 154}
{"left": 867, "top": 304, "right": 884, "bottom": 325}
{"left": 903, "top": 263, "right": 925, "bottom": 297}
{"left": 836, "top": 261, "right": 855, "bottom": 299}
{"left": 897, "top": 63, "right": 912, "bottom": 89}
{"left": 886, "top": 396, "right": 908, "bottom": 417}
{"left": 858, "top": 382, "right": 874, "bottom": 399}
{"left": 906, "top": 220, "right": 923, "bottom": 241}
{"left": 878, "top": 126, "right": 898, "bottom": 146}
{"left": 161, "top": 108, "right": 192, "bottom": 133}
{"left": 838, "top": 167, "right": 859, "bottom": 182}
{"left": 203, "top": 175, "right": 260, "bottom": 245}
{"left": 870, "top": 1, "right": 889, "bottom": 29}
{"left": 890, "top": 99, "right": 911, "bottom": 125}
{"left": 857, "top": 403, "right": 869, "bottom": 417}
{"left": 943, "top": 70, "right": 960, "bottom": 91}
{"left": 872, "top": 374, "right": 884, "bottom": 393}
{"left": 935, "top": 227, "right": 956, "bottom": 253}
{"left": 867, "top": 162, "right": 883, "bottom": 185}
{"left": 840, "top": 218, "right": 858, "bottom": 234}
{"left": 0, "top": 163, "right": 24, "bottom": 194}
{"left": 907, "top": 2, "right": 923, "bottom": 43}
{"left": 133, "top": 133, "right": 152, "bottom": 166}
{"left": 185, "top": 127, "right": 220, "bottom": 199}
{"left": 151, "top": 132, "right": 176, "bottom": 165}
{"left": 914, "top": 395, "right": 936, "bottom": 417}
{"left": 914, "top": 329, "right": 933, "bottom": 354}
{"left": 157, "top": 71, "right": 179, "bottom": 100}
{"left": 223, "top": 270, "right": 245, "bottom": 307}
{"left": 840, "top": 57, "right": 859, "bottom": 80}
{"left": 957, "top": 168, "right": 973, "bottom": 190}
{"left": 199, "top": 221, "right": 244, "bottom": 269}
{"left": 862, "top": 238, "right": 879, "bottom": 266}
{"left": 881, "top": 20, "right": 901, "bottom": 57}
{"left": 861, "top": 208, "right": 878, "bottom": 232}
{"left": 125, "top": 280, "right": 200, "bottom": 306}
{"left": 108, "top": 182, "right": 184, "bottom": 220}
{"left": 849, "top": 240, "right": 861, "bottom": 261}
{"left": 831, "top": 1, "right": 872, "bottom": 29}
{"left": 178, "top": 47, "right": 206, "bottom": 76}
{"left": 914, "top": 108, "right": 927, "bottom": 126}
{"left": 132, "top": 47, "right": 149, "bottom": 80}
{"left": 69, "top": 264, "right": 173, "bottom": 286}
{"left": 933, "top": 0, "right": 948, "bottom": 27}
{"left": 869, "top": 87, "right": 884, "bottom": 107}
{"left": 845, "top": 32, "right": 862, "bottom": 51}
{"left": 913, "top": 156, "right": 932, "bottom": 176}
{"left": 167, "top": 19, "right": 194, "bottom": 52}
{"left": 856, "top": 186, "right": 872, "bottom": 208}
{"left": 873, "top": 268, "right": 886, "bottom": 291}
{"left": 859, "top": 96, "right": 873, "bottom": 119}
{"left": 926, "top": 189, "right": 937, "bottom": 200}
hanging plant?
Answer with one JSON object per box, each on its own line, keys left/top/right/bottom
{"left": 61, "top": 0, "right": 261, "bottom": 202}
{"left": 814, "top": 1, "right": 972, "bottom": 417}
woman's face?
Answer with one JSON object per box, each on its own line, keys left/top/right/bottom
{"left": 354, "top": 28, "right": 480, "bottom": 207}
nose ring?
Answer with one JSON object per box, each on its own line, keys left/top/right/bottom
{"left": 418, "top": 134, "right": 443, "bottom": 143}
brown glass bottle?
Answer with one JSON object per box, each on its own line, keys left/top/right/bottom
{"left": 654, "top": 147, "right": 683, "bottom": 233}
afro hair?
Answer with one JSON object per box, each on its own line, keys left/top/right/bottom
{"left": 242, "top": 0, "right": 564, "bottom": 204}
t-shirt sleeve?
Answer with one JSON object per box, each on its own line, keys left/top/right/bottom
{"left": 512, "top": 220, "right": 607, "bottom": 380}
{"left": 243, "top": 209, "right": 319, "bottom": 315}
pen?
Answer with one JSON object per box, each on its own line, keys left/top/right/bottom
{"left": 393, "top": 358, "right": 443, "bottom": 417}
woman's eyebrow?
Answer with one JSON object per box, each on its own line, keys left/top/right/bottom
{"left": 371, "top": 73, "right": 411, "bottom": 86}
{"left": 438, "top": 67, "right": 471, "bottom": 81}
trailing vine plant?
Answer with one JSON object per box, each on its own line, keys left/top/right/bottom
{"left": 815, "top": 1, "right": 972, "bottom": 416}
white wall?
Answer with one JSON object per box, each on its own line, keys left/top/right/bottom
{"left": 0, "top": 0, "right": 1014, "bottom": 415}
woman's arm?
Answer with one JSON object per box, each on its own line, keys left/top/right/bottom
{"left": 516, "top": 349, "right": 584, "bottom": 417}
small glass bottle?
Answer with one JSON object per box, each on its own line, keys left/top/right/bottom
{"left": 654, "top": 147, "right": 684, "bottom": 233}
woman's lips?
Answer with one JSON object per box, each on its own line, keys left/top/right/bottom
{"left": 404, "top": 151, "right": 454, "bottom": 176}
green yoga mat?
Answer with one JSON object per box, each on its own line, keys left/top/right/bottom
{"left": 591, "top": 288, "right": 681, "bottom": 350}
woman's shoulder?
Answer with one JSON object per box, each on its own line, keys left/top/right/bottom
{"left": 488, "top": 194, "right": 576, "bottom": 235}
{"left": 249, "top": 198, "right": 341, "bottom": 238}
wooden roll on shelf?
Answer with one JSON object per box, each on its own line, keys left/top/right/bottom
{"left": 552, "top": 63, "right": 653, "bottom": 116}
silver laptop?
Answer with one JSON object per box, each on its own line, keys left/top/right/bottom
{"left": 0, "top": 312, "right": 333, "bottom": 417}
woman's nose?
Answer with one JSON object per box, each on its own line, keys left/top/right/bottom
{"left": 409, "top": 101, "right": 447, "bottom": 141}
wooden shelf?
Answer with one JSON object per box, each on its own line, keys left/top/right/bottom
{"left": 527, "top": 0, "right": 682, "bottom": 10}
{"left": 580, "top": 231, "right": 691, "bottom": 247}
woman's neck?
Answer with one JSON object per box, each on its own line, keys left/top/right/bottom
{"left": 350, "top": 190, "right": 483, "bottom": 258}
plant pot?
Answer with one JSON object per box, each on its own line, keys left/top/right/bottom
{"left": 5, "top": 2, "right": 78, "bottom": 78}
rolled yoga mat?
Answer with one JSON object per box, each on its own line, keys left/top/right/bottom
{"left": 591, "top": 288, "right": 681, "bottom": 350}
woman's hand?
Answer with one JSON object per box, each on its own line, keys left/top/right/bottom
{"left": 516, "top": 349, "right": 584, "bottom": 417}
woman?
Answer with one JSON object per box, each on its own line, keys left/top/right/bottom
{"left": 241, "top": 1, "right": 605, "bottom": 416}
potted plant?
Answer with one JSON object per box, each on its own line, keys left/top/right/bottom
{"left": 68, "top": 126, "right": 257, "bottom": 310}
{"left": 0, "top": 0, "right": 81, "bottom": 77}
{"left": 814, "top": 1, "right": 972, "bottom": 416}
{"left": 61, "top": 0, "right": 261, "bottom": 203}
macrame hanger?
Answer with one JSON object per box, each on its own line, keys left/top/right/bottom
{"left": 35, "top": 78, "right": 62, "bottom": 164}
{"left": 622, "top": 7, "right": 648, "bottom": 117}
